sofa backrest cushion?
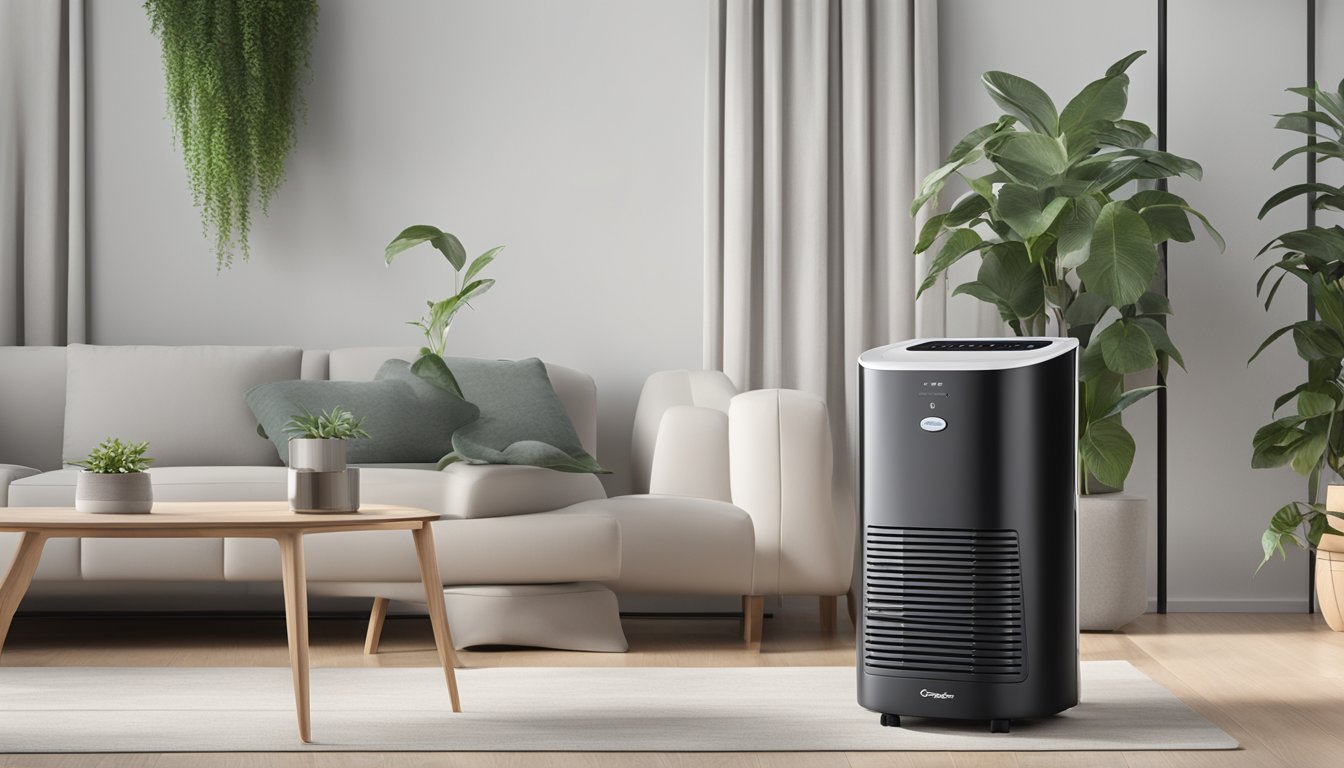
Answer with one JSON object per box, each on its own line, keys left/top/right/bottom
{"left": 630, "top": 370, "right": 738, "bottom": 494}
{"left": 328, "top": 347, "right": 599, "bottom": 456}
{"left": 0, "top": 346, "right": 68, "bottom": 470}
{"left": 62, "top": 345, "right": 303, "bottom": 467}
{"left": 244, "top": 376, "right": 479, "bottom": 465}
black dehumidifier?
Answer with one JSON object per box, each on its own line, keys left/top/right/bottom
{"left": 856, "top": 338, "right": 1079, "bottom": 734}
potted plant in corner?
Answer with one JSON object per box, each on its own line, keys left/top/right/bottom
{"left": 1249, "top": 78, "right": 1344, "bottom": 630}
{"left": 73, "top": 438, "right": 154, "bottom": 514}
{"left": 285, "top": 406, "right": 370, "bottom": 514}
{"left": 912, "top": 51, "right": 1223, "bottom": 630}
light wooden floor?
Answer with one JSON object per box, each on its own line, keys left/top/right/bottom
{"left": 0, "top": 604, "right": 1341, "bottom": 767}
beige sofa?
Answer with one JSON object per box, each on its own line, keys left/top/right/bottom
{"left": 0, "top": 345, "right": 852, "bottom": 649}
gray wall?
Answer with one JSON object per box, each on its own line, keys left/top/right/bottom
{"left": 939, "top": 0, "right": 1322, "bottom": 609}
{"left": 87, "top": 0, "right": 710, "bottom": 495}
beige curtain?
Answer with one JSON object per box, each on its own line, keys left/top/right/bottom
{"left": 704, "top": 0, "right": 943, "bottom": 528}
{"left": 0, "top": 0, "right": 87, "bottom": 346}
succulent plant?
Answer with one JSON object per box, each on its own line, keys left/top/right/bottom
{"left": 283, "top": 406, "right": 371, "bottom": 441}
{"left": 73, "top": 438, "right": 154, "bottom": 474}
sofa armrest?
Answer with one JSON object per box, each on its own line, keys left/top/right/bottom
{"left": 0, "top": 465, "right": 41, "bottom": 507}
{"left": 648, "top": 406, "right": 731, "bottom": 502}
{"left": 728, "top": 390, "right": 854, "bottom": 596}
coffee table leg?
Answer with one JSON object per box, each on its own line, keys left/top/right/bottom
{"left": 277, "top": 533, "right": 312, "bottom": 743}
{"left": 0, "top": 532, "right": 47, "bottom": 660}
{"left": 410, "top": 523, "right": 462, "bottom": 712}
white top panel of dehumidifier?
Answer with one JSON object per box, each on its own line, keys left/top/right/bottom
{"left": 858, "top": 338, "right": 1079, "bottom": 371}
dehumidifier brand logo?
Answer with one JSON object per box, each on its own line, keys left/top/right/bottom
{"left": 919, "top": 689, "right": 955, "bottom": 700}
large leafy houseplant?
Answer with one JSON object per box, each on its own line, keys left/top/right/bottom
{"left": 144, "top": 0, "right": 319, "bottom": 269}
{"left": 912, "top": 51, "right": 1223, "bottom": 492}
{"left": 1250, "top": 80, "right": 1344, "bottom": 567}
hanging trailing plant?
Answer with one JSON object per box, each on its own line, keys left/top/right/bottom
{"left": 144, "top": 0, "right": 319, "bottom": 269}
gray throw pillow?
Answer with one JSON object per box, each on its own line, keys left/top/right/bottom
{"left": 244, "top": 378, "right": 479, "bottom": 465}
{"left": 376, "top": 357, "right": 606, "bottom": 473}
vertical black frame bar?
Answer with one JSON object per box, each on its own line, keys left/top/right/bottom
{"left": 1156, "top": 0, "right": 1169, "bottom": 615}
{"left": 1307, "top": 0, "right": 1317, "bottom": 613}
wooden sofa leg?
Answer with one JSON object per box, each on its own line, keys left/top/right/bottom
{"left": 364, "top": 597, "right": 390, "bottom": 655}
{"left": 819, "top": 595, "right": 837, "bottom": 633}
{"left": 743, "top": 595, "right": 764, "bottom": 649}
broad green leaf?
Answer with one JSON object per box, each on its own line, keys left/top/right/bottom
{"left": 1297, "top": 390, "right": 1336, "bottom": 418}
{"left": 917, "top": 229, "right": 985, "bottom": 297}
{"left": 410, "top": 353, "right": 465, "bottom": 400}
{"left": 983, "top": 71, "right": 1059, "bottom": 135}
{"left": 1080, "top": 417, "right": 1136, "bottom": 490}
{"left": 945, "top": 116, "right": 1017, "bottom": 164}
{"left": 1131, "top": 316, "right": 1185, "bottom": 371}
{"left": 1258, "top": 526, "right": 1293, "bottom": 569}
{"left": 1059, "top": 75, "right": 1129, "bottom": 139}
{"left": 1271, "top": 140, "right": 1344, "bottom": 171}
{"left": 1308, "top": 511, "right": 1344, "bottom": 547}
{"left": 1097, "top": 385, "right": 1162, "bottom": 421}
{"left": 1136, "top": 289, "right": 1173, "bottom": 316}
{"left": 1093, "top": 319, "right": 1158, "bottom": 374}
{"left": 463, "top": 246, "right": 502, "bottom": 284}
{"left": 1128, "top": 191, "right": 1196, "bottom": 243}
{"left": 1268, "top": 226, "right": 1344, "bottom": 262}
{"left": 1057, "top": 197, "right": 1101, "bottom": 268}
{"left": 1252, "top": 416, "right": 1307, "bottom": 468}
{"left": 384, "top": 225, "right": 467, "bottom": 271}
{"left": 989, "top": 133, "right": 1070, "bottom": 185}
{"left": 946, "top": 193, "right": 992, "bottom": 227}
{"left": 914, "top": 213, "right": 948, "bottom": 254}
{"left": 1270, "top": 503, "right": 1304, "bottom": 533}
{"left": 1291, "top": 429, "right": 1328, "bottom": 475}
{"left": 1105, "top": 50, "right": 1146, "bottom": 77}
{"left": 1065, "top": 290, "right": 1109, "bottom": 327}
{"left": 1249, "top": 325, "right": 1292, "bottom": 364}
{"left": 1095, "top": 119, "right": 1154, "bottom": 149}
{"left": 978, "top": 242, "right": 1043, "bottom": 319}
{"left": 1274, "top": 110, "right": 1342, "bottom": 136}
{"left": 1292, "top": 321, "right": 1344, "bottom": 360}
{"left": 1259, "top": 183, "right": 1344, "bottom": 219}
{"left": 1078, "top": 202, "right": 1157, "bottom": 307}
{"left": 996, "top": 185, "right": 1069, "bottom": 240}
{"left": 911, "top": 149, "right": 983, "bottom": 215}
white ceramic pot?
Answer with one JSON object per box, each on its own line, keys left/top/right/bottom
{"left": 1078, "top": 492, "right": 1149, "bottom": 631}
{"left": 74, "top": 471, "right": 153, "bottom": 514}
{"left": 288, "top": 438, "right": 347, "bottom": 472}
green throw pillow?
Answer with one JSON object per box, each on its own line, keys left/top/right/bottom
{"left": 244, "top": 378, "right": 479, "bottom": 465}
{"left": 376, "top": 357, "right": 607, "bottom": 474}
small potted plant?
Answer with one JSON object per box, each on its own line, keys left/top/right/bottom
{"left": 284, "top": 406, "right": 369, "bottom": 514}
{"left": 284, "top": 406, "right": 370, "bottom": 472}
{"left": 72, "top": 438, "right": 154, "bottom": 514}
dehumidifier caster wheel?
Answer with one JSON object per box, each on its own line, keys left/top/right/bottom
{"left": 880, "top": 713, "right": 901, "bottom": 727}
{"left": 990, "top": 719, "right": 1010, "bottom": 734}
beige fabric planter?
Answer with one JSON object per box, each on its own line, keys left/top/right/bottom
{"left": 1079, "top": 493, "right": 1149, "bottom": 631}
{"left": 1317, "top": 532, "right": 1344, "bottom": 631}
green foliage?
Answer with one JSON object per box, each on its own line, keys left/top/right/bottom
{"left": 73, "top": 438, "right": 154, "bottom": 474}
{"left": 1250, "top": 79, "right": 1344, "bottom": 568}
{"left": 385, "top": 225, "right": 502, "bottom": 358}
{"left": 912, "top": 51, "right": 1223, "bottom": 492}
{"left": 144, "top": 0, "right": 319, "bottom": 269}
{"left": 283, "top": 406, "right": 371, "bottom": 441}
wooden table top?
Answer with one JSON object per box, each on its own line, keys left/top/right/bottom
{"left": 0, "top": 502, "right": 438, "bottom": 533}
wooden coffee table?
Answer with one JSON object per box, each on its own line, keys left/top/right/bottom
{"left": 0, "top": 502, "right": 462, "bottom": 743}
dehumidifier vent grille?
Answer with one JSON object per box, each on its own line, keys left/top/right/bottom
{"left": 863, "top": 525, "right": 1026, "bottom": 681}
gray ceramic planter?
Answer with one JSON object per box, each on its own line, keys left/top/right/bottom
{"left": 74, "top": 471, "right": 153, "bottom": 514}
{"left": 1078, "top": 493, "right": 1149, "bottom": 631}
{"left": 288, "top": 438, "right": 347, "bottom": 472}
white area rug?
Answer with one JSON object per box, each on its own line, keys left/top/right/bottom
{"left": 0, "top": 661, "right": 1235, "bottom": 752}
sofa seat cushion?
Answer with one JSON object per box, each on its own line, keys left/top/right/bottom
{"left": 554, "top": 495, "right": 754, "bottom": 594}
{"left": 441, "top": 463, "right": 606, "bottom": 519}
{"left": 225, "top": 512, "right": 621, "bottom": 584}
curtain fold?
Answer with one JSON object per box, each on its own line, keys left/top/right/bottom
{"left": 705, "top": 0, "right": 943, "bottom": 527}
{"left": 0, "top": 0, "right": 87, "bottom": 346}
